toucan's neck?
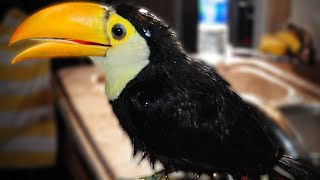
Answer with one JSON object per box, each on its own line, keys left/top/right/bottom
{"left": 90, "top": 33, "right": 150, "bottom": 101}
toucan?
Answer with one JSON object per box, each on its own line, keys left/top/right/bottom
{"left": 9, "top": 2, "right": 320, "bottom": 179}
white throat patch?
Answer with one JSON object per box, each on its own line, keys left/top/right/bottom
{"left": 90, "top": 33, "right": 150, "bottom": 101}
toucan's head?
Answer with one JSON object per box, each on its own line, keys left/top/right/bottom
{"left": 9, "top": 2, "right": 181, "bottom": 100}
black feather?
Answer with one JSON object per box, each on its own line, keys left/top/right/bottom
{"left": 110, "top": 4, "right": 317, "bottom": 179}
{"left": 276, "top": 156, "right": 320, "bottom": 179}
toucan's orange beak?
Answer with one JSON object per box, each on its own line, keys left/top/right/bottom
{"left": 9, "top": 2, "right": 111, "bottom": 64}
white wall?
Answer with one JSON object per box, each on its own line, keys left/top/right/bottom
{"left": 290, "top": 0, "right": 320, "bottom": 60}
{"left": 253, "top": 0, "right": 268, "bottom": 48}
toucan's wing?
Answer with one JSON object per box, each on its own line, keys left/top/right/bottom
{"left": 112, "top": 60, "right": 281, "bottom": 174}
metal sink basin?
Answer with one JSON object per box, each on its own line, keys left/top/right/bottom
{"left": 279, "top": 104, "right": 320, "bottom": 165}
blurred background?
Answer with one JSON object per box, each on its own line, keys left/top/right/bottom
{"left": 0, "top": 0, "right": 319, "bottom": 179}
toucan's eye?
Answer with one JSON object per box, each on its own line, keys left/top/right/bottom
{"left": 112, "top": 24, "right": 126, "bottom": 40}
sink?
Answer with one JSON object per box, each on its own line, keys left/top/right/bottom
{"left": 279, "top": 104, "right": 320, "bottom": 165}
